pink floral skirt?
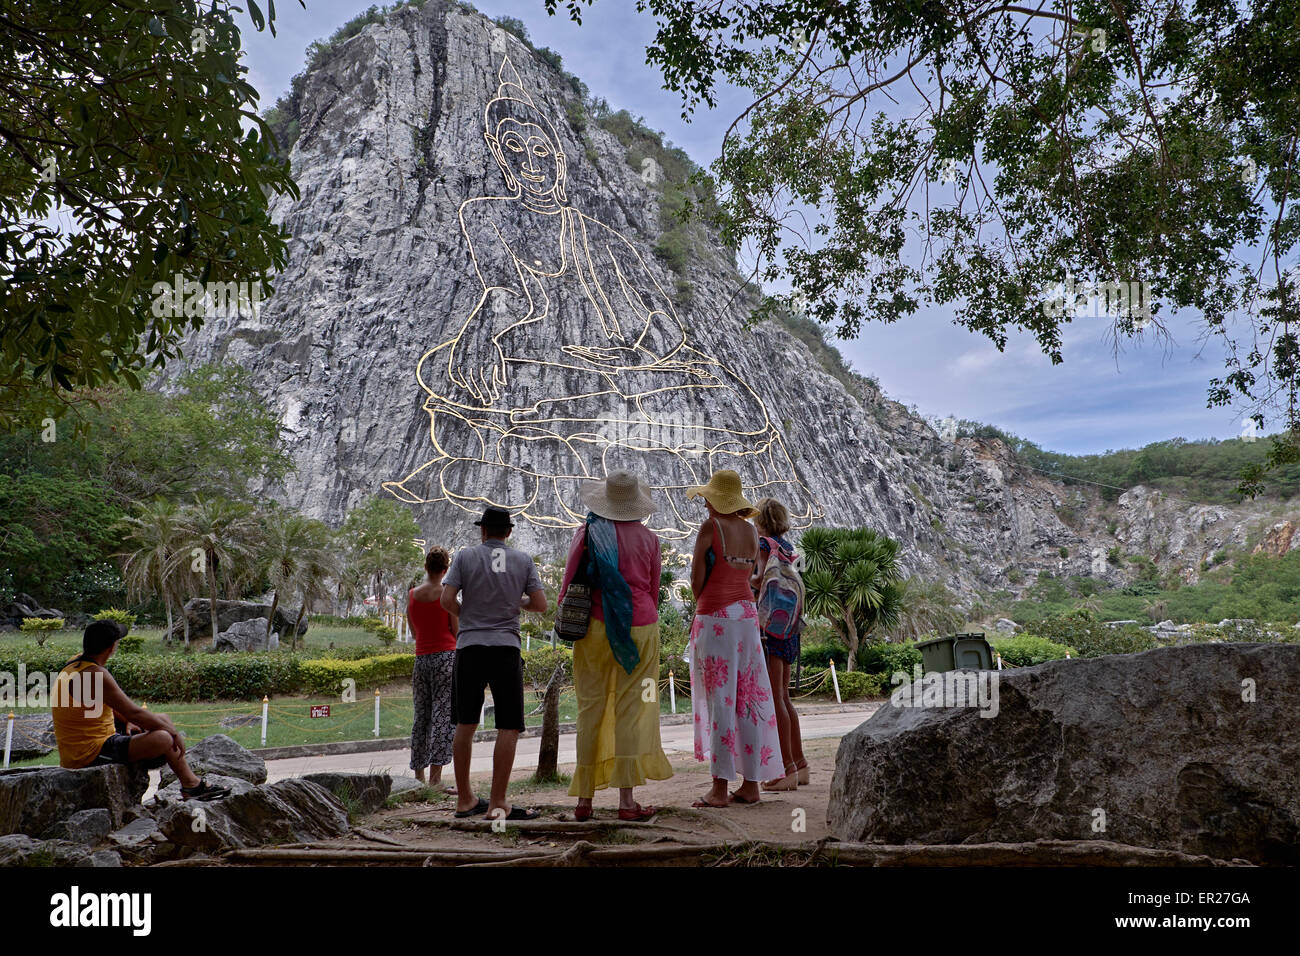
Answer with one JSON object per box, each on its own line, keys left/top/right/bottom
{"left": 689, "top": 600, "right": 783, "bottom": 782}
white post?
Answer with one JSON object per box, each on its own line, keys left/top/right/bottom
{"left": 373, "top": 689, "right": 381, "bottom": 738}
{"left": 829, "top": 661, "right": 842, "bottom": 704}
{"left": 526, "top": 632, "right": 531, "bottom": 651}
{"left": 3, "top": 713, "right": 13, "bottom": 769}
{"left": 1065, "top": 652, "right": 1071, "bottom": 660}
{"left": 260, "top": 696, "right": 269, "bottom": 747}
{"left": 668, "top": 671, "right": 677, "bottom": 714}
{"left": 996, "top": 654, "right": 1003, "bottom": 671}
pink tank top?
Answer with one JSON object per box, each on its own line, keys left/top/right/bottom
{"left": 697, "top": 518, "right": 758, "bottom": 616}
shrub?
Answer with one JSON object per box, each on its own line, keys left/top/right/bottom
{"left": 522, "top": 645, "right": 573, "bottom": 687}
{"left": 358, "top": 617, "right": 384, "bottom": 632}
{"left": 990, "top": 634, "right": 1074, "bottom": 667}
{"left": 375, "top": 625, "right": 397, "bottom": 646}
{"left": 20, "top": 617, "right": 63, "bottom": 632}
{"left": 107, "top": 653, "right": 305, "bottom": 702}
{"left": 855, "top": 641, "right": 921, "bottom": 678}
{"left": 299, "top": 654, "right": 416, "bottom": 695}
{"left": 1026, "top": 613, "right": 1157, "bottom": 658}
{"left": 93, "top": 608, "right": 137, "bottom": 628}
{"left": 116, "top": 634, "right": 145, "bottom": 654}
{"left": 830, "top": 669, "right": 887, "bottom": 700}
{"left": 800, "top": 642, "right": 849, "bottom": 669}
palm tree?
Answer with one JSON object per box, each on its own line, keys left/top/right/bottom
{"left": 801, "top": 526, "right": 904, "bottom": 671}
{"left": 117, "top": 499, "right": 183, "bottom": 643}
{"left": 286, "top": 518, "right": 339, "bottom": 650}
{"left": 257, "top": 509, "right": 317, "bottom": 644}
{"left": 894, "top": 576, "right": 965, "bottom": 641}
{"left": 175, "top": 496, "right": 260, "bottom": 645}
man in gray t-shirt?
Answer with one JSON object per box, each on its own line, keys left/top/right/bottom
{"left": 441, "top": 507, "right": 547, "bottom": 821}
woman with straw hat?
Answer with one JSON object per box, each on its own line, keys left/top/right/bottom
{"left": 559, "top": 469, "right": 674, "bottom": 821}
{"left": 685, "top": 470, "right": 784, "bottom": 807}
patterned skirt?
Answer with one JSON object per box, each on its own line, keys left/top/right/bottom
{"left": 689, "top": 600, "right": 784, "bottom": 781}
{"left": 410, "top": 650, "right": 455, "bottom": 770}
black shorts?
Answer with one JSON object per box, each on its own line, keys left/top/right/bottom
{"left": 452, "top": 645, "right": 525, "bottom": 731}
{"left": 91, "top": 733, "right": 166, "bottom": 769}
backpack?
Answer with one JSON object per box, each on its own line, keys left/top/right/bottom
{"left": 756, "top": 536, "right": 804, "bottom": 639}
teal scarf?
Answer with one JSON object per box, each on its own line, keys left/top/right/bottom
{"left": 586, "top": 513, "right": 640, "bottom": 675}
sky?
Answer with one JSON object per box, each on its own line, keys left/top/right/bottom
{"left": 240, "top": 0, "right": 1261, "bottom": 456}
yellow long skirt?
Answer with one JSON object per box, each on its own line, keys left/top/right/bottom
{"left": 568, "top": 618, "right": 674, "bottom": 798}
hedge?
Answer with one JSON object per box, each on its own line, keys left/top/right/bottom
{"left": 800, "top": 642, "right": 849, "bottom": 669}
{"left": 0, "top": 648, "right": 415, "bottom": 702}
{"left": 299, "top": 654, "right": 416, "bottom": 695}
{"left": 829, "top": 669, "right": 887, "bottom": 700}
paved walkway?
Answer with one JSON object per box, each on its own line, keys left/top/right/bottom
{"left": 264, "top": 703, "right": 880, "bottom": 781}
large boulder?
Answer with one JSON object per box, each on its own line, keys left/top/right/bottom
{"left": 300, "top": 772, "right": 392, "bottom": 816}
{"left": 828, "top": 643, "right": 1300, "bottom": 864}
{"left": 158, "top": 734, "right": 267, "bottom": 787}
{"left": 152, "top": 779, "right": 349, "bottom": 853}
{"left": 0, "top": 764, "right": 150, "bottom": 837}
{"left": 0, "top": 593, "right": 65, "bottom": 628}
{"left": 167, "top": 599, "right": 305, "bottom": 643}
{"left": 212, "top": 617, "right": 280, "bottom": 653}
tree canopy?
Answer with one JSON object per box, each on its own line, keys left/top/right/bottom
{"left": 0, "top": 0, "right": 301, "bottom": 429}
{"left": 549, "top": 0, "right": 1300, "bottom": 483}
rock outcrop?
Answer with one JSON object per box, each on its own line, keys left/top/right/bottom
{"left": 0, "top": 764, "right": 150, "bottom": 838}
{"left": 152, "top": 779, "right": 350, "bottom": 854}
{"left": 212, "top": 617, "right": 280, "bottom": 653}
{"left": 167, "top": 599, "right": 305, "bottom": 643}
{"left": 158, "top": 734, "right": 268, "bottom": 787}
{"left": 300, "top": 772, "right": 392, "bottom": 815}
{"left": 828, "top": 643, "right": 1300, "bottom": 864}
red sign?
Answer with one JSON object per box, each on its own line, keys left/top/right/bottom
{"left": 310, "top": 705, "right": 331, "bottom": 718}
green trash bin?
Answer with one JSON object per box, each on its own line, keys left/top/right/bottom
{"left": 915, "top": 630, "right": 994, "bottom": 674}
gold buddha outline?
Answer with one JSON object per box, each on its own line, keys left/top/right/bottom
{"left": 383, "top": 56, "right": 821, "bottom": 539}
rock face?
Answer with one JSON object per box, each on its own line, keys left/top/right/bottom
{"left": 167, "top": 0, "right": 1300, "bottom": 598}
{"left": 828, "top": 643, "right": 1300, "bottom": 864}
{"left": 158, "top": 734, "right": 268, "bottom": 787}
{"left": 212, "top": 617, "right": 280, "bottom": 652}
{"left": 0, "top": 764, "right": 150, "bottom": 837}
{"left": 168, "top": 599, "right": 305, "bottom": 643}
{"left": 153, "top": 779, "right": 350, "bottom": 853}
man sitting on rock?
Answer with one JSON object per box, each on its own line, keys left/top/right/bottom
{"left": 51, "top": 620, "right": 229, "bottom": 801}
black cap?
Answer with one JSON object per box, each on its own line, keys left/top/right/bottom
{"left": 474, "top": 506, "right": 515, "bottom": 531}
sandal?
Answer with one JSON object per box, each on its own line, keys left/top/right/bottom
{"left": 691, "top": 797, "right": 730, "bottom": 809}
{"left": 180, "top": 778, "right": 231, "bottom": 802}
{"left": 762, "top": 763, "right": 799, "bottom": 791}
{"left": 574, "top": 804, "right": 593, "bottom": 822}
{"left": 796, "top": 763, "right": 810, "bottom": 785}
{"left": 503, "top": 806, "right": 540, "bottom": 821}
{"left": 617, "top": 804, "right": 657, "bottom": 821}
{"left": 453, "top": 797, "right": 490, "bottom": 818}
{"left": 729, "top": 790, "right": 760, "bottom": 804}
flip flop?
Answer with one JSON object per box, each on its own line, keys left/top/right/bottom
{"left": 503, "top": 806, "right": 540, "bottom": 821}
{"left": 729, "top": 791, "right": 760, "bottom": 804}
{"left": 453, "top": 797, "right": 489, "bottom": 818}
{"left": 691, "top": 798, "right": 730, "bottom": 809}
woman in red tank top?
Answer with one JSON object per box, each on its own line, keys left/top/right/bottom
{"left": 685, "top": 470, "right": 785, "bottom": 808}
{"left": 408, "top": 547, "right": 458, "bottom": 789}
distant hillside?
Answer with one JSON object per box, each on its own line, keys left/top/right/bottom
{"left": 954, "top": 423, "right": 1300, "bottom": 505}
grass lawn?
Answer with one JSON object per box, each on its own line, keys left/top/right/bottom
{"left": 6, "top": 680, "right": 689, "bottom": 767}
{"left": 0, "top": 624, "right": 390, "bottom": 657}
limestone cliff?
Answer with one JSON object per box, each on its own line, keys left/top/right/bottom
{"left": 171, "top": 0, "right": 1296, "bottom": 602}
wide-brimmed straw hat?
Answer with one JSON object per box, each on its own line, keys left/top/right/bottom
{"left": 686, "top": 469, "right": 757, "bottom": 517}
{"left": 581, "top": 469, "right": 657, "bottom": 521}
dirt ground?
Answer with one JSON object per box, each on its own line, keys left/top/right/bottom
{"left": 334, "top": 736, "right": 842, "bottom": 856}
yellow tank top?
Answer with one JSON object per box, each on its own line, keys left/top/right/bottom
{"left": 51, "top": 660, "right": 116, "bottom": 768}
